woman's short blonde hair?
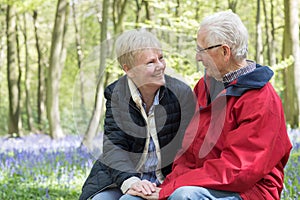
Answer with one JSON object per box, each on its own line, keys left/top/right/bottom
{"left": 115, "top": 29, "right": 162, "bottom": 68}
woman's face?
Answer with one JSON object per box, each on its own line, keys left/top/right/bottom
{"left": 126, "top": 49, "right": 166, "bottom": 90}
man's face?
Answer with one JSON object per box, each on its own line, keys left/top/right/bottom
{"left": 196, "top": 30, "right": 224, "bottom": 81}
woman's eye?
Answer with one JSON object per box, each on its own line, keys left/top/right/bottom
{"left": 146, "top": 62, "right": 155, "bottom": 67}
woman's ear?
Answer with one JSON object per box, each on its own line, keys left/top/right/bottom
{"left": 123, "top": 64, "right": 129, "bottom": 72}
{"left": 123, "top": 64, "right": 134, "bottom": 78}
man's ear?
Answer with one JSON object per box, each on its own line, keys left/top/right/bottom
{"left": 222, "top": 44, "right": 231, "bottom": 61}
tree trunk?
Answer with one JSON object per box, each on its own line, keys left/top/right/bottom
{"left": 23, "top": 13, "right": 34, "bottom": 132}
{"left": 262, "top": 0, "right": 271, "bottom": 65}
{"left": 290, "top": 0, "right": 300, "bottom": 126}
{"left": 15, "top": 15, "right": 23, "bottom": 135}
{"left": 71, "top": 2, "right": 85, "bottom": 109}
{"left": 82, "top": 0, "right": 109, "bottom": 149}
{"left": 228, "top": 0, "right": 238, "bottom": 13}
{"left": 135, "top": 0, "right": 141, "bottom": 28}
{"left": 269, "top": 0, "right": 276, "bottom": 67}
{"left": 113, "top": 0, "right": 128, "bottom": 34}
{"left": 6, "top": 4, "right": 20, "bottom": 137}
{"left": 143, "top": 0, "right": 151, "bottom": 21}
{"left": 282, "top": 0, "right": 299, "bottom": 128}
{"left": 46, "top": 0, "right": 69, "bottom": 139}
{"left": 33, "top": 10, "right": 46, "bottom": 130}
{"left": 255, "top": 0, "right": 264, "bottom": 64}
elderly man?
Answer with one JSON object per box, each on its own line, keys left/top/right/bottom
{"left": 125, "top": 11, "right": 292, "bottom": 200}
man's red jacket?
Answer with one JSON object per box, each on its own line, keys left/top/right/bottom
{"left": 159, "top": 65, "right": 292, "bottom": 200}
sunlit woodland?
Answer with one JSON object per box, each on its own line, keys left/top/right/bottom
{"left": 0, "top": 0, "right": 299, "bottom": 199}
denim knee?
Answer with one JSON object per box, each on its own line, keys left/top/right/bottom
{"left": 168, "top": 186, "right": 242, "bottom": 200}
{"left": 168, "top": 186, "right": 198, "bottom": 200}
{"left": 119, "top": 194, "right": 144, "bottom": 200}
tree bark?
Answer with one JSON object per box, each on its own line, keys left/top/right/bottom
{"left": 228, "top": 0, "right": 238, "bottom": 13}
{"left": 15, "top": 15, "right": 23, "bottom": 135}
{"left": 23, "top": 13, "right": 34, "bottom": 132}
{"left": 135, "top": 0, "right": 141, "bottom": 28}
{"left": 46, "top": 0, "right": 69, "bottom": 139}
{"left": 255, "top": 0, "right": 264, "bottom": 64}
{"left": 262, "top": 0, "right": 271, "bottom": 65}
{"left": 33, "top": 10, "right": 46, "bottom": 129}
{"left": 6, "top": 4, "right": 20, "bottom": 137}
{"left": 113, "top": 0, "right": 128, "bottom": 34}
{"left": 282, "top": 0, "right": 299, "bottom": 128}
{"left": 290, "top": 0, "right": 300, "bottom": 126}
{"left": 82, "top": 0, "right": 109, "bottom": 149}
{"left": 71, "top": 2, "right": 85, "bottom": 108}
{"left": 269, "top": 0, "right": 276, "bottom": 67}
{"left": 143, "top": 0, "right": 151, "bottom": 21}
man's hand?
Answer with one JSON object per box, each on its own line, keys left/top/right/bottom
{"left": 127, "top": 187, "right": 161, "bottom": 200}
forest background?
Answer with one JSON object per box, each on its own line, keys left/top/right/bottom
{"left": 1, "top": 0, "right": 300, "bottom": 199}
{"left": 1, "top": 0, "right": 300, "bottom": 144}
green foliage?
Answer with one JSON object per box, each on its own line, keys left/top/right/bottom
{"left": 0, "top": 178, "right": 80, "bottom": 200}
{"left": 282, "top": 151, "right": 300, "bottom": 199}
{"left": 273, "top": 55, "right": 294, "bottom": 72}
{"left": 272, "top": 55, "right": 295, "bottom": 99}
{"left": 0, "top": 0, "right": 299, "bottom": 134}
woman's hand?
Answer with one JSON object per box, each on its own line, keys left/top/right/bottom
{"left": 127, "top": 186, "right": 161, "bottom": 200}
{"left": 130, "top": 179, "right": 156, "bottom": 195}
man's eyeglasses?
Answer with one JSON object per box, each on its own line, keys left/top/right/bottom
{"left": 196, "top": 44, "right": 222, "bottom": 54}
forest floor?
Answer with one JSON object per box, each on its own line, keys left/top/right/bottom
{"left": 0, "top": 130, "right": 299, "bottom": 199}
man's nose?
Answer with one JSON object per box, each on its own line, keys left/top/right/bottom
{"left": 196, "top": 52, "right": 203, "bottom": 62}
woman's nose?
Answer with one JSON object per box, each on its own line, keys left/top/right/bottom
{"left": 156, "top": 59, "right": 165, "bottom": 68}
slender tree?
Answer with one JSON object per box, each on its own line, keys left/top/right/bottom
{"left": 290, "top": 0, "right": 300, "bottom": 126}
{"left": 15, "top": 14, "right": 23, "bottom": 135}
{"left": 282, "top": 0, "right": 299, "bottom": 128}
{"left": 23, "top": 13, "right": 34, "bottom": 132}
{"left": 112, "top": 0, "right": 128, "bottom": 34}
{"left": 71, "top": 2, "right": 85, "bottom": 108}
{"left": 6, "top": 4, "right": 20, "bottom": 137}
{"left": 255, "top": 0, "right": 263, "bottom": 64}
{"left": 135, "top": 0, "right": 142, "bottom": 27}
{"left": 82, "top": 0, "right": 110, "bottom": 149}
{"left": 262, "top": 0, "right": 270, "bottom": 64}
{"left": 134, "top": 0, "right": 150, "bottom": 25}
{"left": 269, "top": 0, "right": 276, "bottom": 67}
{"left": 46, "top": 0, "right": 69, "bottom": 139}
{"left": 228, "top": 0, "right": 238, "bottom": 12}
{"left": 33, "top": 10, "right": 46, "bottom": 130}
{"left": 143, "top": 0, "right": 151, "bottom": 21}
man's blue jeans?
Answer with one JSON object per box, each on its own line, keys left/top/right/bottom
{"left": 94, "top": 186, "right": 242, "bottom": 200}
{"left": 119, "top": 186, "right": 242, "bottom": 200}
{"left": 168, "top": 186, "right": 242, "bottom": 200}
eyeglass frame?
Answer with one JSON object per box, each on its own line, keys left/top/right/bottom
{"left": 196, "top": 44, "right": 223, "bottom": 54}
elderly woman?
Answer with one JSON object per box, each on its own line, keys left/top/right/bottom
{"left": 79, "top": 29, "right": 195, "bottom": 200}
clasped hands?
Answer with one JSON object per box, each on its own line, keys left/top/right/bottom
{"left": 127, "top": 179, "right": 161, "bottom": 200}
